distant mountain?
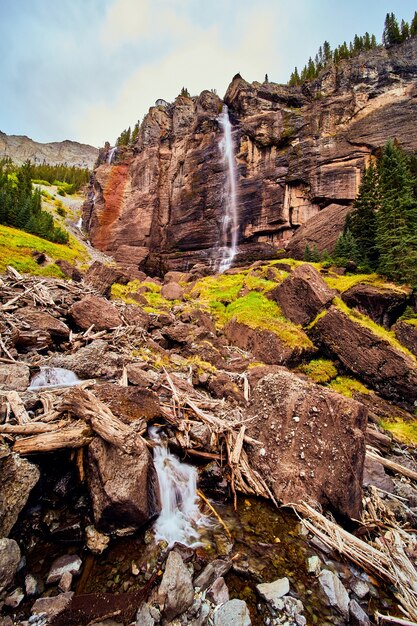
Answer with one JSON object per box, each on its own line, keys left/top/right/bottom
{"left": 0, "top": 131, "right": 99, "bottom": 169}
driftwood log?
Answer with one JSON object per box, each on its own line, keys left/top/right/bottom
{"left": 14, "top": 421, "right": 92, "bottom": 454}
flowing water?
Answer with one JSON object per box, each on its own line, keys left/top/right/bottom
{"left": 107, "top": 147, "right": 117, "bottom": 165}
{"left": 76, "top": 217, "right": 83, "bottom": 230}
{"left": 149, "top": 427, "right": 211, "bottom": 547}
{"left": 28, "top": 366, "right": 81, "bottom": 390}
{"left": 217, "top": 105, "right": 239, "bottom": 272}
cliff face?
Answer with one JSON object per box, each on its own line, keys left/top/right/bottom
{"left": 0, "top": 132, "right": 98, "bottom": 169}
{"left": 84, "top": 38, "right": 417, "bottom": 272}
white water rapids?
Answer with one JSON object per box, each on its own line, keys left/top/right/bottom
{"left": 28, "top": 367, "right": 81, "bottom": 390}
{"left": 150, "top": 427, "right": 210, "bottom": 547}
{"left": 217, "top": 105, "right": 239, "bottom": 273}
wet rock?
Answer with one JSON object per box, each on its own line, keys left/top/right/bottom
{"left": 0, "top": 363, "right": 30, "bottom": 391}
{"left": 4, "top": 586, "right": 24, "bottom": 607}
{"left": 50, "top": 339, "right": 122, "bottom": 380}
{"left": 161, "top": 282, "right": 184, "bottom": 300}
{"left": 189, "top": 422, "right": 212, "bottom": 448}
{"left": 246, "top": 368, "right": 367, "bottom": 519}
{"left": 269, "top": 263, "right": 336, "bottom": 326}
{"left": 0, "top": 453, "right": 40, "bottom": 536}
{"left": 349, "top": 599, "right": 370, "bottom": 626}
{"left": 157, "top": 550, "right": 194, "bottom": 621}
{"left": 213, "top": 599, "right": 251, "bottom": 626}
{"left": 342, "top": 284, "right": 410, "bottom": 328}
{"left": 46, "top": 554, "right": 82, "bottom": 585}
{"left": 0, "top": 538, "right": 21, "bottom": 593}
{"left": 31, "top": 592, "right": 74, "bottom": 622}
{"left": 194, "top": 559, "right": 232, "bottom": 591}
{"left": 256, "top": 577, "right": 290, "bottom": 610}
{"left": 318, "top": 569, "right": 350, "bottom": 618}
{"left": 85, "top": 525, "right": 110, "bottom": 554}
{"left": 84, "top": 261, "right": 129, "bottom": 296}
{"left": 312, "top": 305, "right": 417, "bottom": 407}
{"left": 394, "top": 320, "right": 417, "bottom": 357}
{"left": 25, "top": 574, "right": 38, "bottom": 597}
{"left": 363, "top": 455, "right": 395, "bottom": 492}
{"left": 93, "top": 383, "right": 160, "bottom": 423}
{"left": 197, "top": 463, "right": 229, "bottom": 500}
{"left": 207, "top": 577, "right": 229, "bottom": 605}
{"left": 69, "top": 295, "right": 122, "bottom": 331}
{"left": 87, "top": 436, "right": 160, "bottom": 532}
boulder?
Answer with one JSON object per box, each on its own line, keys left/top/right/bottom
{"left": 50, "top": 339, "right": 123, "bottom": 380}
{"left": 224, "top": 319, "right": 315, "bottom": 367}
{"left": 14, "top": 307, "right": 70, "bottom": 341}
{"left": 0, "top": 453, "right": 40, "bottom": 536}
{"left": 87, "top": 436, "right": 160, "bottom": 532}
{"left": 269, "top": 263, "right": 336, "bottom": 326}
{"left": 213, "top": 599, "right": 251, "bottom": 626}
{"left": 161, "top": 282, "right": 184, "bottom": 301}
{"left": 246, "top": 368, "right": 367, "bottom": 519}
{"left": 342, "top": 284, "right": 410, "bottom": 327}
{"left": 46, "top": 554, "right": 82, "bottom": 585}
{"left": 157, "top": 550, "right": 194, "bottom": 621}
{"left": 55, "top": 259, "right": 83, "bottom": 282}
{"left": 113, "top": 245, "right": 149, "bottom": 279}
{"left": 122, "top": 305, "right": 150, "bottom": 329}
{"left": 318, "top": 569, "right": 350, "bottom": 618}
{"left": 313, "top": 305, "right": 417, "bottom": 407}
{"left": 84, "top": 261, "right": 129, "bottom": 296}
{"left": 69, "top": 295, "right": 122, "bottom": 331}
{"left": 0, "top": 363, "right": 30, "bottom": 391}
{"left": 93, "top": 383, "right": 160, "bottom": 423}
{"left": 0, "top": 538, "right": 21, "bottom": 593}
{"left": 394, "top": 320, "right": 417, "bottom": 357}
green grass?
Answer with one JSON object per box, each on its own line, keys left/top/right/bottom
{"left": 0, "top": 224, "right": 89, "bottom": 277}
{"left": 299, "top": 358, "right": 338, "bottom": 383}
{"left": 224, "top": 291, "right": 314, "bottom": 349}
{"left": 380, "top": 418, "right": 417, "bottom": 446}
{"left": 111, "top": 279, "right": 179, "bottom": 312}
{"left": 323, "top": 272, "right": 409, "bottom": 294}
{"left": 328, "top": 375, "right": 371, "bottom": 398}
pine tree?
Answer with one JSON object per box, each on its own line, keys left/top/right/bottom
{"left": 383, "top": 13, "right": 401, "bottom": 47}
{"left": 411, "top": 11, "right": 417, "bottom": 37}
{"left": 303, "top": 244, "right": 312, "bottom": 262}
{"left": 288, "top": 67, "right": 300, "bottom": 86}
{"left": 131, "top": 121, "right": 139, "bottom": 144}
{"left": 180, "top": 87, "right": 190, "bottom": 97}
{"left": 376, "top": 140, "right": 417, "bottom": 283}
{"left": 401, "top": 19, "right": 410, "bottom": 41}
{"left": 346, "top": 163, "right": 380, "bottom": 268}
{"left": 333, "top": 229, "right": 361, "bottom": 265}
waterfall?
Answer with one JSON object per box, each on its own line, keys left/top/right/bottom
{"left": 217, "top": 105, "right": 239, "bottom": 273}
{"left": 28, "top": 367, "right": 81, "bottom": 390}
{"left": 107, "top": 147, "right": 117, "bottom": 165}
{"left": 76, "top": 217, "right": 82, "bottom": 230}
{"left": 149, "top": 427, "right": 210, "bottom": 547}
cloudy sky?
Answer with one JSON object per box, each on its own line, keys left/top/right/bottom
{"left": 1, "top": 0, "right": 416, "bottom": 147}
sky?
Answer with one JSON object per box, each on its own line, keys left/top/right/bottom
{"left": 0, "top": 0, "right": 416, "bottom": 147}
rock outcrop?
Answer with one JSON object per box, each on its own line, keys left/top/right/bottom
{"left": 341, "top": 284, "right": 410, "bottom": 327}
{"left": 84, "top": 38, "right": 417, "bottom": 271}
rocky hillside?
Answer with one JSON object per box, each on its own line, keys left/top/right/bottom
{"left": 83, "top": 37, "right": 417, "bottom": 273}
{"left": 0, "top": 132, "right": 98, "bottom": 169}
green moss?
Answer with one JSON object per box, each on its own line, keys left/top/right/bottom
{"left": 334, "top": 297, "right": 417, "bottom": 361}
{"left": 400, "top": 306, "right": 417, "bottom": 325}
{"left": 111, "top": 279, "right": 178, "bottom": 313}
{"left": 328, "top": 375, "right": 371, "bottom": 398}
{"left": 224, "top": 292, "right": 313, "bottom": 349}
{"left": 323, "top": 272, "right": 409, "bottom": 294}
{"left": 299, "top": 359, "right": 338, "bottom": 383}
{"left": 379, "top": 418, "right": 417, "bottom": 446}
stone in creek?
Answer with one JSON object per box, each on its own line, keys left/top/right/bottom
{"left": 349, "top": 598, "right": 371, "bottom": 626}
{"left": 306, "top": 555, "right": 321, "bottom": 575}
{"left": 256, "top": 577, "right": 290, "bottom": 610}
{"left": 46, "top": 554, "right": 82, "bottom": 585}
{"left": 4, "top": 586, "right": 24, "bottom": 608}
{"left": 213, "top": 599, "right": 251, "bottom": 626}
{"left": 157, "top": 550, "right": 194, "bottom": 621}
{"left": 58, "top": 571, "right": 73, "bottom": 592}
{"left": 318, "top": 569, "right": 350, "bottom": 619}
{"left": 194, "top": 559, "right": 232, "bottom": 591}
{"left": 31, "top": 592, "right": 74, "bottom": 622}
{"left": 135, "top": 603, "right": 155, "bottom": 626}
{"left": 0, "top": 538, "right": 21, "bottom": 593}
{"left": 207, "top": 576, "right": 230, "bottom": 605}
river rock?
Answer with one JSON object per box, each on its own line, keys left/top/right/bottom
{"left": 312, "top": 305, "right": 417, "bottom": 407}
{"left": 0, "top": 538, "right": 21, "bottom": 594}
{"left": 394, "top": 320, "right": 417, "bottom": 357}
{"left": 157, "top": 550, "right": 194, "bottom": 621}
{"left": 213, "top": 599, "right": 251, "bottom": 626}
{"left": 0, "top": 453, "right": 40, "bottom": 536}
{"left": 256, "top": 577, "right": 290, "bottom": 610}
{"left": 84, "top": 261, "right": 129, "bottom": 296}
{"left": 161, "top": 282, "right": 184, "bottom": 300}
{"left": 0, "top": 363, "right": 30, "bottom": 391}
{"left": 31, "top": 592, "right": 74, "bottom": 622}
{"left": 207, "top": 577, "right": 229, "bottom": 605}
{"left": 349, "top": 599, "right": 370, "bottom": 626}
{"left": 87, "top": 436, "right": 160, "bottom": 532}
{"left": 341, "top": 284, "right": 410, "bottom": 327}
{"left": 318, "top": 569, "right": 350, "bottom": 618}
{"left": 46, "top": 554, "right": 82, "bottom": 585}
{"left": 194, "top": 559, "right": 232, "bottom": 591}
{"left": 269, "top": 263, "right": 336, "bottom": 326}
{"left": 4, "top": 587, "right": 24, "bottom": 607}
{"left": 69, "top": 295, "right": 122, "bottom": 331}
{"left": 246, "top": 368, "right": 367, "bottom": 519}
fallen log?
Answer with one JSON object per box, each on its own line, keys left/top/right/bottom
{"left": 13, "top": 421, "right": 92, "bottom": 454}
{"left": 6, "top": 391, "right": 30, "bottom": 424}
{"left": 0, "top": 421, "right": 67, "bottom": 435}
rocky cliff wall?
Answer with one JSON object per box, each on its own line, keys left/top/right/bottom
{"left": 83, "top": 37, "right": 417, "bottom": 272}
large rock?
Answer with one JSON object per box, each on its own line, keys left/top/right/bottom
{"left": 224, "top": 319, "right": 315, "bottom": 367}
{"left": 342, "top": 284, "right": 410, "bottom": 327}
{"left": 0, "top": 453, "right": 40, "bottom": 536}
{"left": 161, "top": 282, "right": 184, "bottom": 301}
{"left": 213, "top": 599, "right": 251, "bottom": 626}
{"left": 313, "top": 305, "right": 417, "bottom": 407}
{"left": 14, "top": 307, "right": 70, "bottom": 340}
{"left": 0, "top": 538, "right": 21, "bottom": 593}
{"left": 394, "top": 320, "right": 417, "bottom": 357}
{"left": 46, "top": 554, "right": 82, "bottom": 585}
{"left": 269, "top": 263, "right": 336, "bottom": 325}
{"left": 0, "top": 363, "right": 30, "bottom": 391}
{"left": 157, "top": 550, "right": 194, "bottom": 621}
{"left": 246, "top": 368, "right": 367, "bottom": 519}
{"left": 31, "top": 592, "right": 74, "bottom": 622}
{"left": 69, "top": 295, "right": 122, "bottom": 331}
{"left": 84, "top": 261, "right": 129, "bottom": 296}
{"left": 87, "top": 436, "right": 160, "bottom": 532}
{"left": 50, "top": 339, "right": 123, "bottom": 380}
{"left": 93, "top": 383, "right": 161, "bottom": 423}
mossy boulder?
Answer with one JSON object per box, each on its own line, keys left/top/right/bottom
{"left": 341, "top": 283, "right": 410, "bottom": 328}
